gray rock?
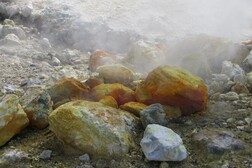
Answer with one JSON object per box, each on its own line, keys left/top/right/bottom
{"left": 233, "top": 74, "right": 247, "bottom": 84}
{"left": 79, "top": 154, "right": 90, "bottom": 162}
{"left": 40, "top": 38, "right": 51, "bottom": 49}
{"left": 244, "top": 118, "right": 252, "bottom": 125}
{"left": 212, "top": 74, "right": 230, "bottom": 83}
{"left": 2, "top": 25, "right": 26, "bottom": 40}
{"left": 5, "top": 5, "right": 20, "bottom": 18}
{"left": 140, "top": 124, "right": 187, "bottom": 161}
{"left": 39, "top": 150, "right": 52, "bottom": 160}
{"left": 221, "top": 61, "right": 245, "bottom": 79}
{"left": 0, "top": 150, "right": 29, "bottom": 165}
{"left": 224, "top": 92, "right": 239, "bottom": 101}
{"left": 242, "top": 50, "right": 252, "bottom": 72}
{"left": 51, "top": 56, "right": 61, "bottom": 66}
{"left": 0, "top": 33, "right": 21, "bottom": 46}
{"left": 140, "top": 103, "right": 168, "bottom": 128}
{"left": 194, "top": 129, "right": 245, "bottom": 155}
{"left": 21, "top": 2, "right": 33, "bottom": 18}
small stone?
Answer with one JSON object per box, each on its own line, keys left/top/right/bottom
{"left": 244, "top": 118, "right": 252, "bottom": 125}
{"left": 159, "top": 162, "right": 170, "bottom": 168}
{"left": 226, "top": 118, "right": 235, "bottom": 124}
{"left": 40, "top": 38, "right": 51, "bottom": 49}
{"left": 79, "top": 154, "right": 90, "bottom": 162}
{"left": 51, "top": 56, "right": 61, "bottom": 66}
{"left": 0, "top": 33, "right": 20, "bottom": 46}
{"left": 140, "top": 103, "right": 168, "bottom": 128}
{"left": 224, "top": 92, "right": 239, "bottom": 101}
{"left": 39, "top": 150, "right": 52, "bottom": 160}
{"left": 236, "top": 120, "right": 245, "bottom": 126}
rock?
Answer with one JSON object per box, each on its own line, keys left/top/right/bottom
{"left": 51, "top": 66, "right": 88, "bottom": 81}
{"left": 140, "top": 104, "right": 168, "bottom": 128}
{"left": 0, "top": 25, "right": 3, "bottom": 37}
{"left": 0, "top": 33, "right": 21, "bottom": 46}
{"left": 99, "top": 96, "right": 118, "bottom": 108}
{"left": 136, "top": 66, "right": 208, "bottom": 115}
{"left": 20, "top": 87, "right": 53, "bottom": 129}
{"left": 79, "top": 154, "right": 90, "bottom": 162}
{"left": 193, "top": 129, "right": 245, "bottom": 156}
{"left": 231, "top": 82, "right": 250, "bottom": 94}
{"left": 39, "top": 150, "right": 52, "bottom": 160}
{"left": 88, "top": 50, "right": 118, "bottom": 72}
{"left": 162, "top": 105, "right": 182, "bottom": 119}
{"left": 47, "top": 78, "right": 90, "bottom": 108}
{"left": 91, "top": 83, "right": 136, "bottom": 106}
{"left": 97, "top": 64, "right": 134, "bottom": 85}
{"left": 233, "top": 74, "right": 247, "bottom": 84}
{"left": 0, "top": 94, "right": 29, "bottom": 146}
{"left": 51, "top": 56, "right": 61, "bottom": 66}
{"left": 120, "top": 102, "right": 147, "bottom": 117}
{"left": 244, "top": 118, "right": 252, "bottom": 125}
{"left": 242, "top": 50, "right": 252, "bottom": 72}
{"left": 5, "top": 5, "right": 20, "bottom": 18}
{"left": 48, "top": 100, "right": 138, "bottom": 159}
{"left": 84, "top": 77, "right": 104, "bottom": 89}
{"left": 0, "top": 150, "right": 29, "bottom": 166}
{"left": 2, "top": 25, "right": 26, "bottom": 40}
{"left": 21, "top": 2, "right": 33, "bottom": 18}
{"left": 140, "top": 124, "right": 187, "bottom": 161}
{"left": 222, "top": 92, "right": 239, "bottom": 101}
{"left": 123, "top": 40, "right": 166, "bottom": 73}
{"left": 221, "top": 61, "right": 245, "bottom": 79}
{"left": 40, "top": 38, "right": 51, "bottom": 49}
{"left": 159, "top": 162, "right": 170, "bottom": 168}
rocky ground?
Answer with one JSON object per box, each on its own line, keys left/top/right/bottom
{"left": 0, "top": 0, "right": 252, "bottom": 168}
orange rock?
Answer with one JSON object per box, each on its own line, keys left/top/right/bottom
{"left": 120, "top": 102, "right": 147, "bottom": 117}
{"left": 136, "top": 66, "right": 208, "bottom": 115}
{"left": 85, "top": 77, "right": 104, "bottom": 89}
{"left": 47, "top": 78, "right": 90, "bottom": 108}
{"left": 91, "top": 83, "right": 136, "bottom": 106}
{"left": 88, "top": 50, "right": 117, "bottom": 72}
{"left": 99, "top": 96, "right": 118, "bottom": 108}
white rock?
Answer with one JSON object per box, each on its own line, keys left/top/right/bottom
{"left": 5, "top": 5, "right": 20, "bottom": 18}
{"left": 221, "top": 61, "right": 245, "bottom": 79}
{"left": 40, "top": 38, "right": 51, "bottom": 49}
{"left": 21, "top": 2, "right": 33, "bottom": 17}
{"left": 140, "top": 124, "right": 187, "bottom": 161}
{"left": 51, "top": 56, "right": 61, "bottom": 66}
{"left": 0, "top": 34, "right": 21, "bottom": 46}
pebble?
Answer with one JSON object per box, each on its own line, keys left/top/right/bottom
{"left": 79, "top": 154, "right": 90, "bottom": 162}
{"left": 244, "top": 118, "right": 252, "bottom": 125}
{"left": 39, "top": 150, "right": 52, "bottom": 160}
{"left": 159, "top": 162, "right": 170, "bottom": 168}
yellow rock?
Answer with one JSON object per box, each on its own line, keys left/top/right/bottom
{"left": 48, "top": 100, "right": 138, "bottom": 159}
{"left": 91, "top": 83, "right": 136, "bottom": 106}
{"left": 99, "top": 96, "right": 118, "bottom": 108}
{"left": 120, "top": 102, "right": 147, "bottom": 117}
{"left": 0, "top": 94, "right": 29, "bottom": 147}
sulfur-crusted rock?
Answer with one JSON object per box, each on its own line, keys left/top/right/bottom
{"left": 47, "top": 78, "right": 90, "bottom": 108}
{"left": 136, "top": 66, "right": 208, "bottom": 115}
{"left": 140, "top": 124, "right": 187, "bottom": 161}
{"left": 20, "top": 87, "right": 53, "bottom": 129}
{"left": 88, "top": 50, "right": 118, "bottom": 72}
{"left": 0, "top": 94, "right": 29, "bottom": 147}
{"left": 91, "top": 83, "right": 136, "bottom": 106}
{"left": 99, "top": 96, "right": 118, "bottom": 108}
{"left": 120, "top": 102, "right": 147, "bottom": 117}
{"left": 97, "top": 64, "right": 134, "bottom": 85}
{"left": 48, "top": 100, "right": 138, "bottom": 159}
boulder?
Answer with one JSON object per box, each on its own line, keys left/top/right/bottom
{"left": 20, "top": 88, "right": 53, "bottom": 129}
{"left": 91, "top": 83, "right": 136, "bottom": 106}
{"left": 0, "top": 94, "right": 29, "bottom": 147}
{"left": 48, "top": 100, "right": 138, "bottom": 159}
{"left": 88, "top": 50, "right": 118, "bottom": 72}
{"left": 99, "top": 96, "right": 118, "bottom": 108}
{"left": 140, "top": 104, "right": 168, "bottom": 128}
{"left": 47, "top": 78, "right": 90, "bottom": 108}
{"left": 97, "top": 64, "right": 134, "bottom": 85}
{"left": 120, "top": 102, "right": 147, "bottom": 117}
{"left": 140, "top": 124, "right": 187, "bottom": 161}
{"left": 123, "top": 40, "right": 166, "bottom": 73}
{"left": 136, "top": 66, "right": 208, "bottom": 115}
